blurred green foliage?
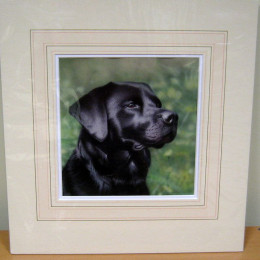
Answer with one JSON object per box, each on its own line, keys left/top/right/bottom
{"left": 59, "top": 57, "right": 199, "bottom": 195}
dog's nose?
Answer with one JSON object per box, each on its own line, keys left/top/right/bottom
{"left": 159, "top": 111, "right": 178, "bottom": 126}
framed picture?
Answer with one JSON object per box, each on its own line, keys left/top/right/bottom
{"left": 59, "top": 55, "right": 200, "bottom": 199}
{"left": 0, "top": 0, "right": 258, "bottom": 254}
{"left": 32, "top": 30, "right": 223, "bottom": 220}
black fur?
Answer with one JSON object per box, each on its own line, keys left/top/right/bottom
{"left": 62, "top": 82, "right": 178, "bottom": 196}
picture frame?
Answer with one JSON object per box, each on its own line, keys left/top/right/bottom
{"left": 32, "top": 30, "right": 223, "bottom": 220}
{"left": 0, "top": 0, "right": 258, "bottom": 254}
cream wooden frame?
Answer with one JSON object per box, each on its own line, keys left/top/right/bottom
{"left": 31, "top": 30, "right": 225, "bottom": 221}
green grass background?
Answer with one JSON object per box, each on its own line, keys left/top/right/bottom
{"left": 59, "top": 57, "right": 199, "bottom": 195}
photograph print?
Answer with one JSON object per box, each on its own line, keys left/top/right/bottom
{"left": 58, "top": 56, "right": 201, "bottom": 197}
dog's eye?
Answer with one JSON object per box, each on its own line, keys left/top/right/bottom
{"left": 124, "top": 102, "right": 140, "bottom": 109}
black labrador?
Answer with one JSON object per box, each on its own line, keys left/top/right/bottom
{"left": 62, "top": 82, "right": 178, "bottom": 196}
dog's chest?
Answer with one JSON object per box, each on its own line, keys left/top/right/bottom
{"left": 108, "top": 149, "right": 150, "bottom": 182}
{"left": 108, "top": 156, "right": 150, "bottom": 195}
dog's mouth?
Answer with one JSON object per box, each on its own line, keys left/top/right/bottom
{"left": 132, "top": 143, "right": 145, "bottom": 151}
{"left": 151, "top": 131, "right": 176, "bottom": 148}
{"left": 121, "top": 138, "right": 145, "bottom": 151}
{"left": 121, "top": 126, "right": 177, "bottom": 151}
{"left": 129, "top": 130, "right": 177, "bottom": 151}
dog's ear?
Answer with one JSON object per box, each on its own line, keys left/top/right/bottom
{"left": 69, "top": 87, "right": 108, "bottom": 142}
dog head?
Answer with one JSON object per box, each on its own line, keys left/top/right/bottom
{"left": 69, "top": 82, "right": 178, "bottom": 151}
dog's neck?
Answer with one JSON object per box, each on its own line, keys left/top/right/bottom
{"left": 77, "top": 129, "right": 151, "bottom": 182}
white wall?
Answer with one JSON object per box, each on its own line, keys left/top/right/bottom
{"left": 245, "top": 5, "right": 260, "bottom": 226}
{"left": 0, "top": 8, "right": 259, "bottom": 231}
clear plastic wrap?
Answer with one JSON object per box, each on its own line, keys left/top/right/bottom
{"left": 0, "top": 0, "right": 258, "bottom": 254}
